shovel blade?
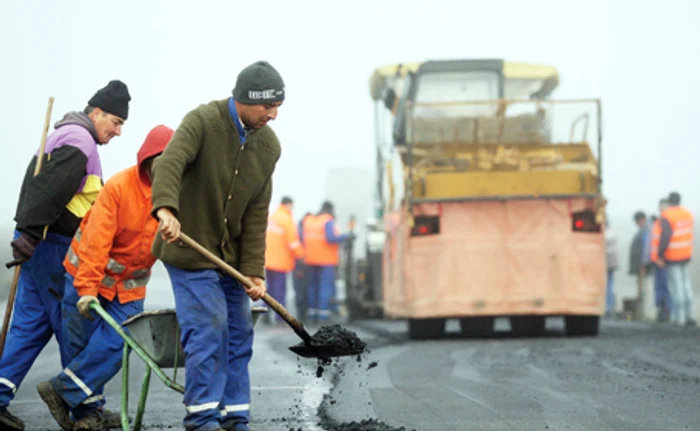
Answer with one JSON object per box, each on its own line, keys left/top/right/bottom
{"left": 288, "top": 343, "right": 363, "bottom": 359}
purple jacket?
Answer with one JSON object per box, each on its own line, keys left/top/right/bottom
{"left": 14, "top": 112, "right": 103, "bottom": 240}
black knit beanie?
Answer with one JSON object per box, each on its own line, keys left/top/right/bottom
{"left": 87, "top": 80, "right": 131, "bottom": 120}
{"left": 232, "top": 61, "right": 285, "bottom": 105}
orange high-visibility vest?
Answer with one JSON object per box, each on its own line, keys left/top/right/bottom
{"left": 650, "top": 220, "right": 661, "bottom": 263}
{"left": 264, "top": 205, "right": 304, "bottom": 272}
{"left": 661, "top": 206, "right": 694, "bottom": 262}
{"left": 62, "top": 125, "right": 173, "bottom": 303}
{"left": 303, "top": 213, "right": 340, "bottom": 266}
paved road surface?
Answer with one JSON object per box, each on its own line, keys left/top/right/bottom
{"left": 3, "top": 293, "right": 699, "bottom": 431}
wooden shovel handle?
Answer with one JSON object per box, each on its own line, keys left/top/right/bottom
{"left": 177, "top": 232, "right": 307, "bottom": 337}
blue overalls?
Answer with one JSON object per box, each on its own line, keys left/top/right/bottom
{"left": 166, "top": 97, "right": 253, "bottom": 431}
{"left": 50, "top": 274, "right": 143, "bottom": 420}
{"left": 306, "top": 219, "right": 347, "bottom": 321}
{"left": 0, "top": 231, "right": 71, "bottom": 408}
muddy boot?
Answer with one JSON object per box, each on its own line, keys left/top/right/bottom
{"left": 73, "top": 413, "right": 103, "bottom": 431}
{"left": 0, "top": 407, "right": 25, "bottom": 431}
{"left": 36, "top": 381, "right": 73, "bottom": 431}
{"left": 101, "top": 409, "right": 132, "bottom": 429}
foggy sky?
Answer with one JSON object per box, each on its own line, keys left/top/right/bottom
{"left": 1, "top": 1, "right": 698, "bottom": 297}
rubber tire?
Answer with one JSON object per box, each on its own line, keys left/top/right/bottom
{"left": 565, "top": 315, "right": 600, "bottom": 336}
{"left": 510, "top": 316, "right": 546, "bottom": 337}
{"left": 408, "top": 318, "right": 445, "bottom": 340}
{"left": 460, "top": 317, "right": 495, "bottom": 338}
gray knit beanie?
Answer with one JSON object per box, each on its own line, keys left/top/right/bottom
{"left": 232, "top": 61, "right": 285, "bottom": 105}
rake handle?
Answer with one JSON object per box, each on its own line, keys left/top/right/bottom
{"left": 177, "top": 232, "right": 312, "bottom": 343}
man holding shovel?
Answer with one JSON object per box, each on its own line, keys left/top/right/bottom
{"left": 152, "top": 60, "right": 283, "bottom": 431}
{"left": 36, "top": 125, "right": 174, "bottom": 431}
{"left": 0, "top": 80, "right": 131, "bottom": 431}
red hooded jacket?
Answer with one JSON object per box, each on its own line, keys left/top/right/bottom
{"left": 63, "top": 125, "right": 174, "bottom": 303}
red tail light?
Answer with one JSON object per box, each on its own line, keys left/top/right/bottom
{"left": 572, "top": 210, "right": 601, "bottom": 233}
{"left": 411, "top": 215, "right": 440, "bottom": 236}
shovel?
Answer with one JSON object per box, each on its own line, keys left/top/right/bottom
{"left": 177, "top": 232, "right": 363, "bottom": 359}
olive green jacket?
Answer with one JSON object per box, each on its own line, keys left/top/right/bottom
{"left": 151, "top": 99, "right": 281, "bottom": 279}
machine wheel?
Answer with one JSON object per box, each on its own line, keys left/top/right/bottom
{"left": 459, "top": 317, "right": 495, "bottom": 338}
{"left": 510, "top": 316, "right": 546, "bottom": 337}
{"left": 408, "top": 318, "right": 445, "bottom": 340}
{"left": 565, "top": 315, "right": 600, "bottom": 336}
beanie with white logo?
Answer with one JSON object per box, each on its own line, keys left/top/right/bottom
{"left": 232, "top": 61, "right": 285, "bottom": 105}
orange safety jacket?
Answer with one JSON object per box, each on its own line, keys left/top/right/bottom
{"left": 264, "top": 204, "right": 304, "bottom": 272}
{"left": 303, "top": 213, "right": 340, "bottom": 266}
{"left": 63, "top": 125, "right": 174, "bottom": 303}
{"left": 650, "top": 219, "right": 661, "bottom": 263}
{"left": 660, "top": 206, "right": 694, "bottom": 262}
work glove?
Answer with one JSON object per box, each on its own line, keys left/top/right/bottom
{"left": 5, "top": 232, "right": 41, "bottom": 269}
{"left": 77, "top": 295, "right": 99, "bottom": 320}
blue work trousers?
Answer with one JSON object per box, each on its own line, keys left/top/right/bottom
{"left": 666, "top": 262, "right": 697, "bottom": 326}
{"left": 653, "top": 266, "right": 672, "bottom": 316}
{"left": 165, "top": 264, "right": 254, "bottom": 431}
{"left": 307, "top": 265, "right": 336, "bottom": 321}
{"left": 0, "top": 231, "right": 70, "bottom": 407}
{"left": 51, "top": 274, "right": 143, "bottom": 420}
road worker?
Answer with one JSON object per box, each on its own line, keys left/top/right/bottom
{"left": 303, "top": 201, "right": 354, "bottom": 322}
{"left": 36, "top": 125, "right": 174, "bottom": 431}
{"left": 657, "top": 192, "right": 696, "bottom": 327}
{"left": 264, "top": 196, "right": 304, "bottom": 324}
{"left": 0, "top": 80, "right": 131, "bottom": 431}
{"left": 650, "top": 198, "right": 672, "bottom": 322}
{"left": 629, "top": 211, "right": 652, "bottom": 320}
{"left": 152, "top": 61, "right": 283, "bottom": 431}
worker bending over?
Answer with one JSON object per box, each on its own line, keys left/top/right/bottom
{"left": 37, "top": 125, "right": 174, "bottom": 431}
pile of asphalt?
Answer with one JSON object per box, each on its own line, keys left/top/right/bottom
{"left": 290, "top": 325, "right": 416, "bottom": 431}
{"left": 290, "top": 324, "right": 368, "bottom": 378}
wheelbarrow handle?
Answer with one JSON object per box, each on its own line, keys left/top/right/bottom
{"left": 177, "top": 232, "right": 312, "bottom": 343}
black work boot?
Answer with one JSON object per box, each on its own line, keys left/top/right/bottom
{"left": 221, "top": 418, "right": 250, "bottom": 431}
{"left": 36, "top": 381, "right": 73, "bottom": 431}
{"left": 0, "top": 407, "right": 25, "bottom": 431}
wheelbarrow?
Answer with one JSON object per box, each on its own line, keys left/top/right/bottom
{"left": 89, "top": 302, "right": 268, "bottom": 431}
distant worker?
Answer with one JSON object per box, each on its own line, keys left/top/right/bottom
{"left": 303, "top": 201, "right": 354, "bottom": 322}
{"left": 657, "top": 192, "right": 696, "bottom": 327}
{"left": 604, "top": 217, "right": 619, "bottom": 318}
{"left": 650, "top": 199, "right": 672, "bottom": 322}
{"left": 629, "top": 211, "right": 652, "bottom": 320}
{"left": 293, "top": 212, "right": 313, "bottom": 320}
{"left": 0, "top": 80, "right": 131, "bottom": 431}
{"left": 264, "top": 196, "right": 304, "bottom": 324}
{"left": 37, "top": 125, "right": 173, "bottom": 431}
